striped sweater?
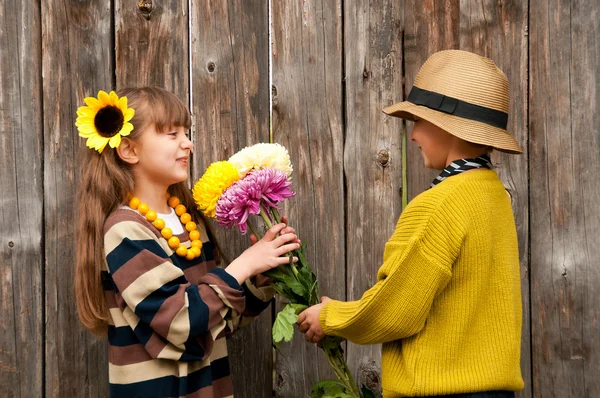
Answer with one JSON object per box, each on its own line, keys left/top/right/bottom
{"left": 102, "top": 208, "right": 274, "bottom": 397}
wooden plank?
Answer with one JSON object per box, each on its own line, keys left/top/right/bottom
{"left": 404, "top": 1, "right": 532, "bottom": 396}
{"left": 403, "top": 0, "right": 460, "bottom": 199}
{"left": 42, "top": 1, "right": 112, "bottom": 396}
{"left": 0, "top": 0, "right": 43, "bottom": 396}
{"left": 190, "top": 2, "right": 271, "bottom": 397}
{"left": 529, "top": 0, "right": 600, "bottom": 396}
{"left": 115, "top": 0, "right": 189, "bottom": 98}
{"left": 270, "top": 1, "right": 346, "bottom": 396}
{"left": 269, "top": 0, "right": 362, "bottom": 395}
{"left": 457, "top": 2, "right": 531, "bottom": 397}
{"left": 343, "top": 1, "right": 404, "bottom": 395}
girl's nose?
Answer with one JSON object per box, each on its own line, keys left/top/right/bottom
{"left": 182, "top": 136, "right": 194, "bottom": 150}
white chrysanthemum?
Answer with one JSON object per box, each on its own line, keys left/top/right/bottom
{"left": 228, "top": 143, "right": 293, "bottom": 179}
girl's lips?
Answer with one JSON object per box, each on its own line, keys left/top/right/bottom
{"left": 177, "top": 157, "right": 188, "bottom": 165}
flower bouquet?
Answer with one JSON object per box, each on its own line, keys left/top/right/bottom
{"left": 193, "top": 143, "right": 371, "bottom": 398}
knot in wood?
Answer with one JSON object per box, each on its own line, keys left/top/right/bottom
{"left": 207, "top": 62, "right": 215, "bottom": 72}
{"left": 363, "top": 68, "right": 370, "bottom": 79}
{"left": 358, "top": 361, "right": 381, "bottom": 394}
{"left": 8, "top": 241, "right": 14, "bottom": 248}
{"left": 377, "top": 149, "right": 390, "bottom": 167}
{"left": 138, "top": 0, "right": 152, "bottom": 20}
{"left": 271, "top": 85, "right": 278, "bottom": 106}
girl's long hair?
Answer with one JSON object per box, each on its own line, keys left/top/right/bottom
{"left": 75, "top": 86, "right": 212, "bottom": 335}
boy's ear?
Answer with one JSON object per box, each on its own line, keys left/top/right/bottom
{"left": 116, "top": 137, "right": 139, "bottom": 164}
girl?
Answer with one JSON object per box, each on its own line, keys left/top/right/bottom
{"left": 298, "top": 50, "right": 525, "bottom": 397}
{"left": 74, "top": 86, "right": 299, "bottom": 397}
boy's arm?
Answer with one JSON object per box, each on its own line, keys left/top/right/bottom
{"left": 319, "top": 196, "right": 464, "bottom": 345}
{"left": 320, "top": 240, "right": 452, "bottom": 344}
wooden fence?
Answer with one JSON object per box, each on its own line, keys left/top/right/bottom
{"left": 1, "top": 0, "right": 599, "bottom": 397}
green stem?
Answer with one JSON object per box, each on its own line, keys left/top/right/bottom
{"left": 321, "top": 337, "right": 360, "bottom": 397}
{"left": 259, "top": 205, "right": 273, "bottom": 228}
{"left": 269, "top": 207, "right": 302, "bottom": 279}
{"left": 290, "top": 261, "right": 299, "bottom": 277}
{"left": 262, "top": 207, "right": 360, "bottom": 395}
{"left": 246, "top": 219, "right": 261, "bottom": 240}
{"left": 271, "top": 207, "right": 283, "bottom": 224}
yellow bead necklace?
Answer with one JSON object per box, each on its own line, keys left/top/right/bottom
{"left": 128, "top": 195, "right": 203, "bottom": 260}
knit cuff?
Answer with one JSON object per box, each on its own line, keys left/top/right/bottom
{"left": 319, "top": 300, "right": 359, "bottom": 337}
{"left": 209, "top": 268, "right": 244, "bottom": 292}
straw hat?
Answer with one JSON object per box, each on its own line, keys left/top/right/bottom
{"left": 383, "top": 50, "right": 522, "bottom": 154}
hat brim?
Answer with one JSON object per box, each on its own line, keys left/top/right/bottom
{"left": 383, "top": 101, "right": 523, "bottom": 154}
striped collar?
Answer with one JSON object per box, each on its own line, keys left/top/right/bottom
{"left": 431, "top": 154, "right": 492, "bottom": 188}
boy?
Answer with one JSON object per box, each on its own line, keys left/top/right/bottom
{"left": 298, "top": 50, "right": 524, "bottom": 398}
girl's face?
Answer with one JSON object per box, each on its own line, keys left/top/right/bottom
{"left": 134, "top": 124, "right": 193, "bottom": 187}
{"left": 410, "top": 118, "right": 454, "bottom": 170}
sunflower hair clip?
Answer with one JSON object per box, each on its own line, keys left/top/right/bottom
{"left": 75, "top": 90, "right": 135, "bottom": 153}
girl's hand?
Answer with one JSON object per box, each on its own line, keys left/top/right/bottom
{"left": 249, "top": 215, "right": 301, "bottom": 246}
{"left": 226, "top": 223, "right": 300, "bottom": 283}
{"left": 297, "top": 296, "right": 332, "bottom": 343}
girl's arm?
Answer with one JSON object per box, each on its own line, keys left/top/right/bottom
{"left": 212, "top": 239, "right": 275, "bottom": 320}
{"left": 231, "top": 275, "right": 276, "bottom": 330}
{"left": 211, "top": 247, "right": 275, "bottom": 331}
{"left": 104, "top": 215, "right": 246, "bottom": 360}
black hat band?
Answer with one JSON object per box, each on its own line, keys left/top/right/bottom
{"left": 407, "top": 86, "right": 509, "bottom": 129}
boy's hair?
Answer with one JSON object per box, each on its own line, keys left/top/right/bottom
{"left": 74, "top": 87, "right": 208, "bottom": 335}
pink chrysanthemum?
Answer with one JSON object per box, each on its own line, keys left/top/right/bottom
{"left": 215, "top": 168, "right": 295, "bottom": 234}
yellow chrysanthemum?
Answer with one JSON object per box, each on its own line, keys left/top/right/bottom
{"left": 75, "top": 90, "right": 135, "bottom": 153}
{"left": 228, "top": 143, "right": 293, "bottom": 179}
{"left": 192, "top": 161, "right": 240, "bottom": 218}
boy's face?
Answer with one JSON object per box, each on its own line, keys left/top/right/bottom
{"left": 410, "top": 118, "right": 455, "bottom": 170}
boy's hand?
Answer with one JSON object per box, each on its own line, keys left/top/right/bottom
{"left": 297, "top": 296, "right": 332, "bottom": 344}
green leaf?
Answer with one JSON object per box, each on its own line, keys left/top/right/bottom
{"left": 319, "top": 335, "right": 344, "bottom": 357}
{"left": 360, "top": 385, "right": 375, "bottom": 398}
{"left": 298, "top": 265, "right": 319, "bottom": 303}
{"left": 288, "top": 303, "right": 308, "bottom": 314}
{"left": 311, "top": 381, "right": 351, "bottom": 398}
{"left": 282, "top": 275, "right": 307, "bottom": 298}
{"left": 299, "top": 264, "right": 316, "bottom": 285}
{"left": 271, "top": 281, "right": 293, "bottom": 297}
{"left": 296, "top": 242, "right": 312, "bottom": 269}
{"left": 272, "top": 304, "right": 299, "bottom": 346}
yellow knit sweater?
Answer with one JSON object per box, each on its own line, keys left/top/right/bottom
{"left": 320, "top": 170, "right": 524, "bottom": 397}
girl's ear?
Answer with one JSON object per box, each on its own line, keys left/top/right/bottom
{"left": 116, "top": 137, "right": 139, "bottom": 165}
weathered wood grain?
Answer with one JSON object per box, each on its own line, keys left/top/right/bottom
{"left": 343, "top": 1, "right": 404, "bottom": 395}
{"left": 404, "top": 0, "right": 460, "bottom": 198}
{"left": 190, "top": 1, "right": 271, "bottom": 397}
{"left": 529, "top": 0, "right": 600, "bottom": 396}
{"left": 271, "top": 1, "right": 346, "bottom": 396}
{"left": 4, "top": 2, "right": 600, "bottom": 397}
{"left": 0, "top": 0, "right": 43, "bottom": 396}
{"left": 457, "top": 2, "right": 532, "bottom": 396}
{"left": 42, "top": 1, "right": 112, "bottom": 397}
{"left": 115, "top": 0, "right": 188, "bottom": 99}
